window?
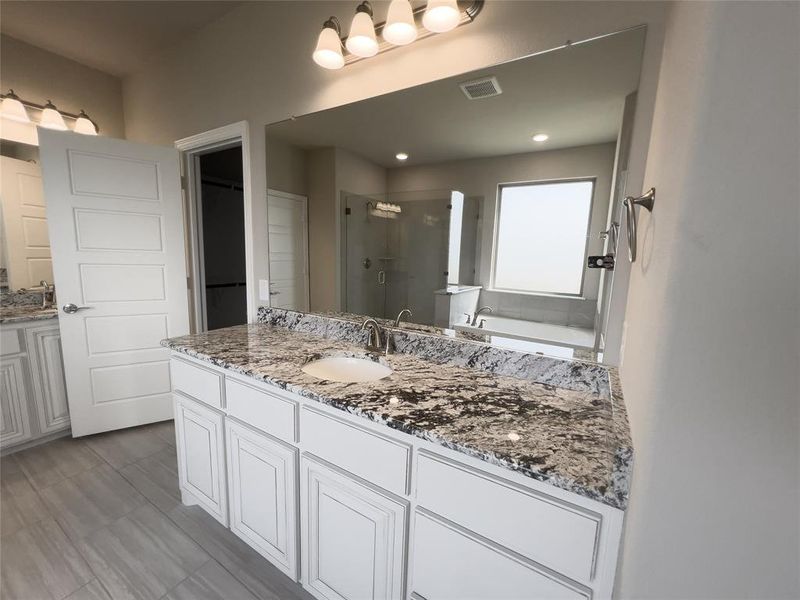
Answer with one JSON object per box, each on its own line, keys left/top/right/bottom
{"left": 492, "top": 179, "right": 594, "bottom": 296}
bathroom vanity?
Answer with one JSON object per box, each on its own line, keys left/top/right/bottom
{"left": 0, "top": 305, "right": 68, "bottom": 452}
{"left": 163, "top": 308, "right": 631, "bottom": 600}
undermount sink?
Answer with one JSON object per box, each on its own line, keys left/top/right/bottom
{"left": 301, "top": 356, "right": 393, "bottom": 383}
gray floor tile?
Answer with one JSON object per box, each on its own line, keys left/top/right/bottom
{"left": 167, "top": 505, "right": 313, "bottom": 600}
{"left": 85, "top": 425, "right": 170, "bottom": 469}
{"left": 41, "top": 463, "right": 147, "bottom": 540}
{"left": 163, "top": 560, "right": 258, "bottom": 600}
{"left": 1, "top": 455, "right": 51, "bottom": 538}
{"left": 15, "top": 437, "right": 104, "bottom": 491}
{"left": 119, "top": 446, "right": 181, "bottom": 512}
{"left": 65, "top": 579, "right": 112, "bottom": 600}
{"left": 146, "top": 420, "right": 176, "bottom": 448}
{"left": 79, "top": 503, "right": 209, "bottom": 600}
{"left": 1, "top": 518, "right": 93, "bottom": 600}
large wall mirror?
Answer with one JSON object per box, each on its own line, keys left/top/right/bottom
{"left": 0, "top": 140, "right": 50, "bottom": 292}
{"left": 265, "top": 27, "right": 646, "bottom": 361}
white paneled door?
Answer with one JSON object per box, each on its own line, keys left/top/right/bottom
{"left": 39, "top": 130, "right": 189, "bottom": 437}
{"left": 267, "top": 190, "right": 309, "bottom": 311}
{"left": 0, "top": 155, "right": 52, "bottom": 289}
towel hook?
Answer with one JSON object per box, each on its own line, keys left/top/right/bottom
{"left": 623, "top": 187, "right": 655, "bottom": 262}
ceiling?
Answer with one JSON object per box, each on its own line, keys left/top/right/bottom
{"left": 0, "top": 1, "right": 242, "bottom": 77}
{"left": 266, "top": 28, "right": 646, "bottom": 167}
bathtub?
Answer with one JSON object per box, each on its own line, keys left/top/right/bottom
{"left": 454, "top": 315, "right": 595, "bottom": 351}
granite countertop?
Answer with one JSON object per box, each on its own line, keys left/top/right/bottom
{"left": 0, "top": 305, "right": 59, "bottom": 324}
{"left": 163, "top": 322, "right": 632, "bottom": 509}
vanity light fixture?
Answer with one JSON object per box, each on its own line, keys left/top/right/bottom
{"left": 0, "top": 90, "right": 101, "bottom": 135}
{"left": 396, "top": 152, "right": 409, "bottom": 160}
{"left": 313, "top": 0, "right": 483, "bottom": 69}
{"left": 74, "top": 110, "right": 98, "bottom": 135}
{"left": 40, "top": 100, "right": 68, "bottom": 130}
{"left": 376, "top": 201, "right": 402, "bottom": 213}
{"left": 346, "top": 2, "right": 379, "bottom": 58}
{"left": 313, "top": 17, "right": 345, "bottom": 70}
{"left": 384, "top": 0, "right": 417, "bottom": 45}
{"left": 532, "top": 133, "right": 549, "bottom": 142}
{"left": 422, "top": 0, "right": 460, "bottom": 33}
{"left": 0, "top": 90, "right": 30, "bottom": 123}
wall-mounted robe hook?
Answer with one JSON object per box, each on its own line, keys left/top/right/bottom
{"left": 623, "top": 187, "right": 655, "bottom": 262}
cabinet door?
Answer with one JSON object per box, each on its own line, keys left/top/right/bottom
{"left": 411, "top": 511, "right": 589, "bottom": 600}
{"left": 0, "top": 356, "right": 34, "bottom": 449}
{"left": 25, "top": 324, "right": 70, "bottom": 434}
{"left": 174, "top": 393, "right": 227, "bottom": 525}
{"left": 302, "top": 456, "right": 407, "bottom": 600}
{"left": 226, "top": 419, "right": 298, "bottom": 580}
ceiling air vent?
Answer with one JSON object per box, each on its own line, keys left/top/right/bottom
{"left": 459, "top": 76, "right": 502, "bottom": 100}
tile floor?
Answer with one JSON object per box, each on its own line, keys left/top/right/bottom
{"left": 0, "top": 421, "right": 314, "bottom": 600}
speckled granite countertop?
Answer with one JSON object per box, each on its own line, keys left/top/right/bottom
{"left": 164, "top": 319, "right": 632, "bottom": 509}
{"left": 0, "top": 305, "right": 58, "bottom": 324}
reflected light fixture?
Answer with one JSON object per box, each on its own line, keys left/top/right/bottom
{"left": 346, "top": 1, "right": 379, "bottom": 58}
{"left": 40, "top": 100, "right": 68, "bottom": 130}
{"left": 396, "top": 152, "right": 409, "bottom": 161}
{"left": 422, "top": 0, "right": 460, "bottom": 33}
{"left": 384, "top": 0, "right": 417, "bottom": 45}
{"left": 74, "top": 110, "right": 98, "bottom": 135}
{"left": 532, "top": 133, "right": 549, "bottom": 142}
{"left": 0, "top": 89, "right": 30, "bottom": 123}
{"left": 313, "top": 17, "right": 345, "bottom": 70}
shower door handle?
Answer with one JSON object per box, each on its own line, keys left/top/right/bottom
{"left": 377, "top": 270, "right": 386, "bottom": 285}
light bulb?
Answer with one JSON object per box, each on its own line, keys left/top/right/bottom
{"left": 39, "top": 101, "right": 68, "bottom": 131}
{"left": 384, "top": 0, "right": 417, "bottom": 45}
{"left": 422, "top": 0, "right": 460, "bottom": 33}
{"left": 532, "top": 133, "right": 549, "bottom": 142}
{"left": 396, "top": 152, "right": 409, "bottom": 161}
{"left": 74, "top": 110, "right": 97, "bottom": 135}
{"left": 1, "top": 91, "right": 30, "bottom": 123}
{"left": 346, "top": 5, "right": 378, "bottom": 58}
{"left": 313, "top": 20, "right": 345, "bottom": 70}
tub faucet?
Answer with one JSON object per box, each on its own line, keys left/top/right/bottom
{"left": 361, "top": 318, "right": 382, "bottom": 352}
{"left": 470, "top": 306, "right": 493, "bottom": 326}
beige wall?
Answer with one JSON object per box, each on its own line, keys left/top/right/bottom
{"left": 386, "top": 143, "right": 616, "bottom": 327}
{"left": 1, "top": 34, "right": 125, "bottom": 138}
{"left": 618, "top": 1, "right": 799, "bottom": 597}
{"left": 265, "top": 136, "right": 307, "bottom": 197}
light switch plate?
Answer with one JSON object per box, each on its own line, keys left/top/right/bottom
{"left": 259, "top": 279, "right": 270, "bottom": 301}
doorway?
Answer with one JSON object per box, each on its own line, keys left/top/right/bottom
{"left": 196, "top": 146, "right": 247, "bottom": 330}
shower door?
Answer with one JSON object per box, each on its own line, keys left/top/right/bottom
{"left": 343, "top": 192, "right": 452, "bottom": 325}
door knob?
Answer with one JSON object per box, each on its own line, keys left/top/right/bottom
{"left": 62, "top": 303, "right": 92, "bottom": 314}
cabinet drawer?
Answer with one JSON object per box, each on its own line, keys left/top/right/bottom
{"left": 170, "top": 357, "right": 223, "bottom": 409}
{"left": 411, "top": 511, "right": 588, "bottom": 600}
{"left": 416, "top": 451, "right": 601, "bottom": 582}
{"left": 302, "top": 407, "right": 411, "bottom": 496}
{"left": 226, "top": 377, "right": 296, "bottom": 443}
{"left": 1, "top": 328, "right": 23, "bottom": 356}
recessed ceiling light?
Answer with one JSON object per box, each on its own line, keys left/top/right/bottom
{"left": 396, "top": 152, "right": 409, "bottom": 160}
{"left": 532, "top": 133, "right": 549, "bottom": 142}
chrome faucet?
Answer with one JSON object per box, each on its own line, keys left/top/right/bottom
{"left": 361, "top": 318, "right": 382, "bottom": 352}
{"left": 40, "top": 280, "right": 55, "bottom": 308}
{"left": 469, "top": 306, "right": 493, "bottom": 326}
{"left": 393, "top": 308, "right": 413, "bottom": 327}
{"left": 385, "top": 309, "right": 413, "bottom": 355}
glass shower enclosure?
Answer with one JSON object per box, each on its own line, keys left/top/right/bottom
{"left": 341, "top": 190, "right": 466, "bottom": 326}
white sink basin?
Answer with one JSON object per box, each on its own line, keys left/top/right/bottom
{"left": 302, "top": 356, "right": 393, "bottom": 383}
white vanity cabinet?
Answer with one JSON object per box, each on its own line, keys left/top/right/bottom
{"left": 1, "top": 320, "right": 70, "bottom": 452}
{"left": 168, "top": 352, "right": 625, "bottom": 600}
{"left": 226, "top": 418, "right": 298, "bottom": 579}
{"left": 301, "top": 456, "right": 407, "bottom": 600}
{"left": 173, "top": 392, "right": 228, "bottom": 525}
